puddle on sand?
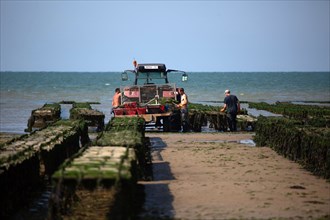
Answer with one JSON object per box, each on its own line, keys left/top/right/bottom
{"left": 238, "top": 139, "right": 256, "bottom": 146}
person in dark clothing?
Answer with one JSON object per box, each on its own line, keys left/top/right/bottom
{"left": 220, "top": 89, "right": 240, "bottom": 131}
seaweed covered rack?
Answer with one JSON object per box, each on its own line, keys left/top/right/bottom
{"left": 25, "top": 101, "right": 105, "bottom": 133}
{"left": 188, "top": 103, "right": 256, "bottom": 132}
{"left": 49, "top": 116, "right": 148, "bottom": 219}
{"left": 252, "top": 102, "right": 330, "bottom": 179}
{"left": 0, "top": 119, "right": 89, "bottom": 218}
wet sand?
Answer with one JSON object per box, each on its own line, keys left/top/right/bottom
{"left": 139, "top": 132, "right": 330, "bottom": 220}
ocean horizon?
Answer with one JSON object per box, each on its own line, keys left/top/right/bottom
{"left": 1, "top": 71, "right": 329, "bottom": 133}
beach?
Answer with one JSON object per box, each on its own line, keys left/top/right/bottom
{"left": 139, "top": 132, "right": 330, "bottom": 219}
{"left": 1, "top": 130, "right": 329, "bottom": 219}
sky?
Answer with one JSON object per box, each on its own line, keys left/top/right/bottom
{"left": 0, "top": 0, "right": 329, "bottom": 72}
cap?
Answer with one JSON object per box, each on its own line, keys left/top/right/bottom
{"left": 224, "top": 89, "right": 230, "bottom": 94}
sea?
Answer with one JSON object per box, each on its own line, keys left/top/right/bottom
{"left": 1, "top": 71, "right": 329, "bottom": 134}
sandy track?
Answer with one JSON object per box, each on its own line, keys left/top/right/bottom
{"left": 139, "top": 132, "right": 330, "bottom": 220}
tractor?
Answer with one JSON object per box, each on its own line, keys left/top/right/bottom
{"left": 113, "top": 63, "right": 188, "bottom": 131}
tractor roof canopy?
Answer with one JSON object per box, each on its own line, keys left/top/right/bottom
{"left": 122, "top": 63, "right": 187, "bottom": 85}
{"left": 136, "top": 64, "right": 166, "bottom": 73}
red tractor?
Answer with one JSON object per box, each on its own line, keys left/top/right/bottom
{"left": 114, "top": 63, "right": 188, "bottom": 131}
